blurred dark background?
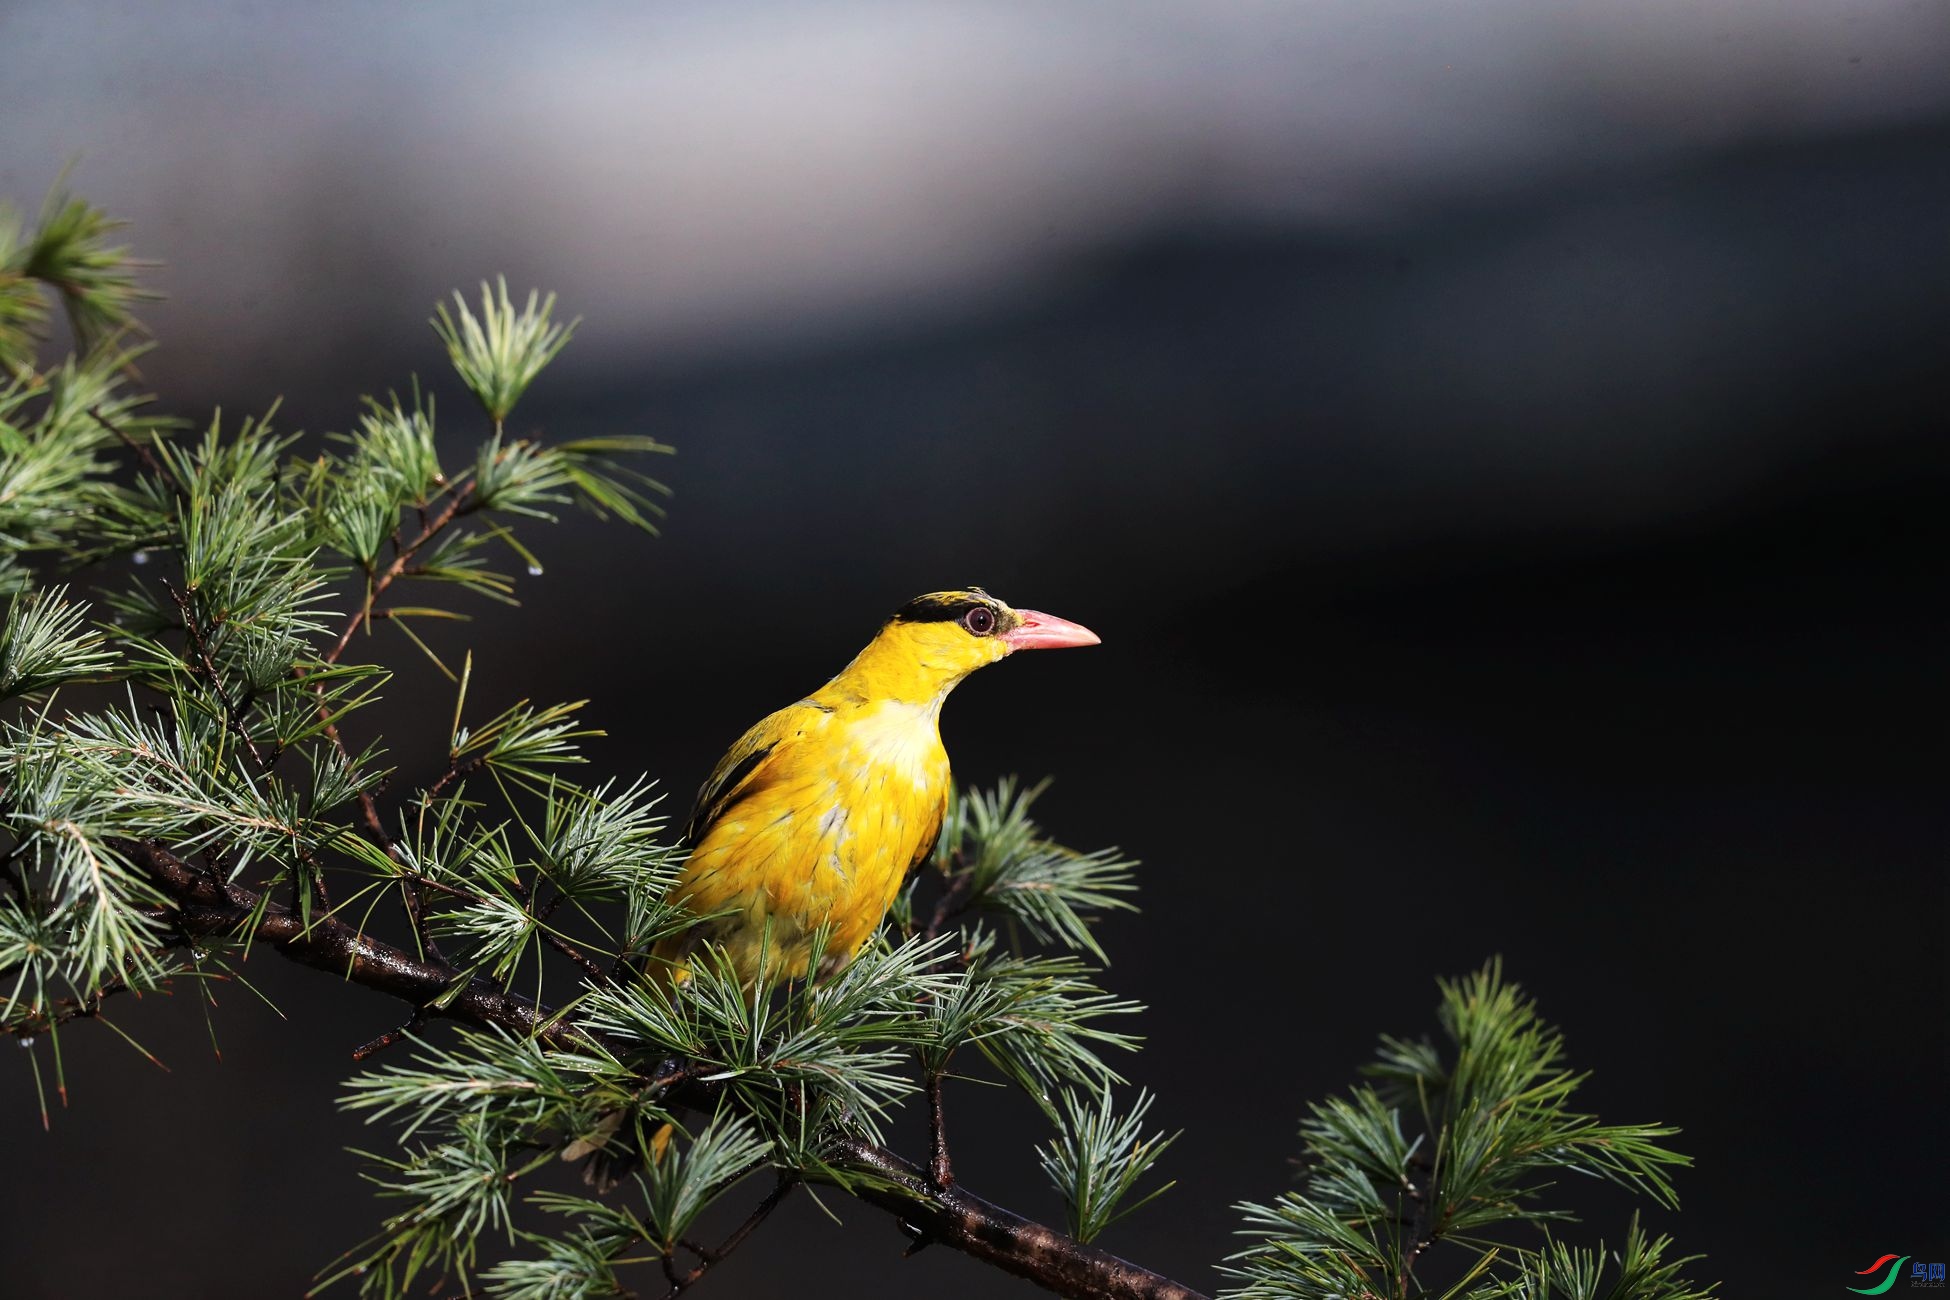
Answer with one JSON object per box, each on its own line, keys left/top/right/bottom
{"left": 3, "top": 3, "right": 1945, "bottom": 1296}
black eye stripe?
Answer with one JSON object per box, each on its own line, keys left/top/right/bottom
{"left": 893, "top": 593, "right": 983, "bottom": 623}
{"left": 889, "top": 590, "right": 1018, "bottom": 632}
{"left": 891, "top": 598, "right": 967, "bottom": 623}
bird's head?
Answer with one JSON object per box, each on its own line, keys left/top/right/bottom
{"left": 838, "top": 587, "right": 1100, "bottom": 705}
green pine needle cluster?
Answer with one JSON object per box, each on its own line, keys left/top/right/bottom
{"left": 1037, "top": 1081, "right": 1179, "bottom": 1243}
{"left": 924, "top": 777, "right": 1140, "bottom": 962}
{"left": 0, "top": 176, "right": 154, "bottom": 369}
{"left": 1223, "top": 962, "right": 1715, "bottom": 1300}
{"left": 433, "top": 278, "right": 578, "bottom": 429}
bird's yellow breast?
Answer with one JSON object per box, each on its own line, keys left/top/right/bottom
{"left": 666, "top": 700, "right": 949, "bottom": 981}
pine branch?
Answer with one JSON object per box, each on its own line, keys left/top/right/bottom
{"left": 922, "top": 867, "right": 974, "bottom": 947}
{"left": 87, "top": 404, "right": 171, "bottom": 486}
{"left": 1397, "top": 1143, "right": 1435, "bottom": 1288}
{"left": 124, "top": 839, "right": 587, "bottom": 1051}
{"left": 296, "top": 480, "right": 481, "bottom": 956}
{"left": 163, "top": 575, "right": 271, "bottom": 772}
{"left": 323, "top": 478, "right": 476, "bottom": 667}
{"left": 3, "top": 977, "right": 138, "bottom": 1036}
{"left": 1223, "top": 962, "right": 1704, "bottom": 1300}
{"left": 119, "top": 836, "right": 1210, "bottom": 1300}
{"left": 832, "top": 1137, "right": 1205, "bottom": 1300}
{"left": 351, "top": 1009, "right": 429, "bottom": 1063}
{"left": 925, "top": 1068, "right": 953, "bottom": 1191}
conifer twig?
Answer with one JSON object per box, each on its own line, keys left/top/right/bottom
{"left": 922, "top": 852, "right": 975, "bottom": 944}
{"left": 4, "top": 980, "right": 136, "bottom": 1036}
{"left": 1398, "top": 1144, "right": 1437, "bottom": 1290}
{"left": 323, "top": 480, "right": 476, "bottom": 667}
{"left": 301, "top": 479, "right": 478, "bottom": 958}
{"left": 659, "top": 1175, "right": 797, "bottom": 1298}
{"left": 163, "top": 578, "right": 271, "bottom": 773}
{"left": 926, "top": 1068, "right": 953, "bottom": 1190}
{"left": 86, "top": 404, "right": 170, "bottom": 486}
{"left": 350, "top": 1008, "right": 428, "bottom": 1062}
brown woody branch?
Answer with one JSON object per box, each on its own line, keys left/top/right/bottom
{"left": 1396, "top": 1145, "right": 1439, "bottom": 1293}
{"left": 925, "top": 1068, "right": 953, "bottom": 1190}
{"left": 125, "top": 840, "right": 587, "bottom": 1051}
{"left": 122, "top": 839, "right": 1208, "bottom": 1300}
{"left": 662, "top": 1174, "right": 798, "bottom": 1298}
{"left": 304, "top": 477, "right": 478, "bottom": 958}
{"left": 87, "top": 405, "right": 172, "bottom": 486}
{"left": 5, "top": 979, "right": 137, "bottom": 1039}
{"left": 323, "top": 477, "right": 476, "bottom": 667}
{"left": 830, "top": 1137, "right": 1205, "bottom": 1300}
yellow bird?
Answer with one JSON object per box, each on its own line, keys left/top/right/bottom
{"left": 651, "top": 587, "right": 1099, "bottom": 985}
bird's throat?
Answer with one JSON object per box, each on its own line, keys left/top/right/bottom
{"left": 816, "top": 623, "right": 985, "bottom": 711}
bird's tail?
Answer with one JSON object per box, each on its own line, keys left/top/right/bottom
{"left": 562, "top": 1113, "right": 676, "bottom": 1189}
{"left": 641, "top": 931, "right": 695, "bottom": 988}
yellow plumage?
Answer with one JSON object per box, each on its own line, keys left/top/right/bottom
{"left": 651, "top": 588, "right": 1098, "bottom": 984}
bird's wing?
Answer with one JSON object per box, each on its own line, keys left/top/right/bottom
{"left": 685, "top": 702, "right": 827, "bottom": 844}
{"left": 902, "top": 788, "right": 949, "bottom": 888}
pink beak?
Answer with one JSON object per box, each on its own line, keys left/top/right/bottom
{"left": 1000, "top": 608, "right": 1101, "bottom": 652}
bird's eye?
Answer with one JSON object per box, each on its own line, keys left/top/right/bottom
{"left": 962, "top": 605, "right": 997, "bottom": 636}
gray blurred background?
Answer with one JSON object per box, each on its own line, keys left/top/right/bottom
{"left": 3, "top": 2, "right": 1946, "bottom": 1296}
